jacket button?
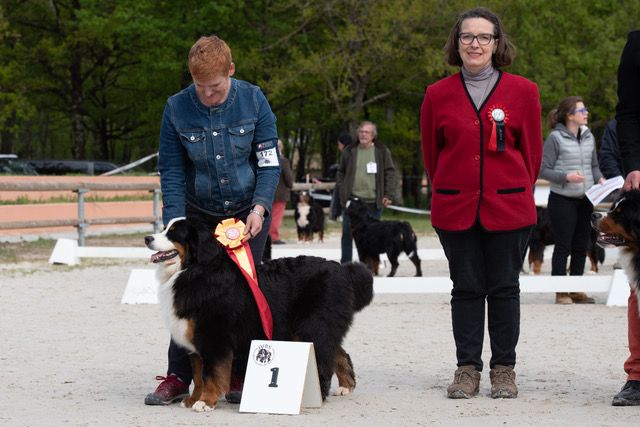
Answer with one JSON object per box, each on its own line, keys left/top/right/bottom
{"left": 190, "top": 135, "right": 195, "bottom": 141}
{"left": 216, "top": 154, "right": 222, "bottom": 160}
{"left": 474, "top": 120, "right": 479, "bottom": 126}
{"left": 240, "top": 128, "right": 245, "bottom": 134}
{"left": 474, "top": 155, "right": 480, "bottom": 161}
{"left": 213, "top": 131, "right": 218, "bottom": 136}
{"left": 224, "top": 201, "right": 230, "bottom": 205}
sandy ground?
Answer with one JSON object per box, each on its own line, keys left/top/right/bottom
{"left": 1, "top": 231, "right": 639, "bottom": 426}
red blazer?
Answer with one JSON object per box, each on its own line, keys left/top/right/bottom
{"left": 421, "top": 71, "right": 542, "bottom": 231}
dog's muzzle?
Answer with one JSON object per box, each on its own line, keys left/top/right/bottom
{"left": 591, "top": 211, "right": 626, "bottom": 248}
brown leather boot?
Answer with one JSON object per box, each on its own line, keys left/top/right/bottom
{"left": 569, "top": 292, "right": 595, "bottom": 304}
{"left": 555, "top": 292, "right": 573, "bottom": 304}
{"left": 490, "top": 365, "right": 518, "bottom": 398}
{"left": 447, "top": 365, "right": 480, "bottom": 399}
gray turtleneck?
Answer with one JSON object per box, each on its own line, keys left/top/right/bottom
{"left": 461, "top": 64, "right": 498, "bottom": 109}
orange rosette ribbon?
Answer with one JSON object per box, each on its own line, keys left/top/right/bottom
{"left": 215, "top": 218, "right": 273, "bottom": 340}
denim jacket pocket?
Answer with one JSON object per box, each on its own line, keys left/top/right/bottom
{"left": 179, "top": 130, "right": 207, "bottom": 160}
{"left": 228, "top": 123, "right": 256, "bottom": 158}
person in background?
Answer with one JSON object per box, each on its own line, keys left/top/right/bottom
{"left": 612, "top": 29, "right": 640, "bottom": 407}
{"left": 598, "top": 119, "right": 622, "bottom": 179}
{"left": 146, "top": 35, "right": 279, "bottom": 406}
{"left": 336, "top": 121, "right": 396, "bottom": 263}
{"left": 329, "top": 133, "right": 353, "bottom": 220}
{"left": 421, "top": 7, "right": 542, "bottom": 400}
{"left": 269, "top": 139, "right": 294, "bottom": 244}
{"left": 539, "top": 96, "right": 605, "bottom": 305}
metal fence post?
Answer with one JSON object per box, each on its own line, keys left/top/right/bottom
{"left": 152, "top": 188, "right": 162, "bottom": 232}
{"left": 75, "top": 188, "right": 89, "bottom": 246}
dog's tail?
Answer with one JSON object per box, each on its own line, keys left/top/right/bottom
{"left": 400, "top": 221, "right": 419, "bottom": 255}
{"left": 344, "top": 262, "right": 374, "bottom": 312}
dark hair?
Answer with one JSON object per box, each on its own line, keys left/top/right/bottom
{"left": 337, "top": 133, "right": 353, "bottom": 147}
{"left": 444, "top": 7, "right": 515, "bottom": 68}
{"left": 547, "top": 96, "right": 583, "bottom": 129}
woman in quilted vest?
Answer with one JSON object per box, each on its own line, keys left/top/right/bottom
{"left": 539, "top": 96, "right": 605, "bottom": 304}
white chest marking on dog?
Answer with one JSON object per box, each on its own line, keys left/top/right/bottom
{"left": 297, "top": 204, "right": 311, "bottom": 227}
{"left": 156, "top": 268, "right": 197, "bottom": 354}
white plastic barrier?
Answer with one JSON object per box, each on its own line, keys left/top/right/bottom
{"left": 121, "top": 268, "right": 631, "bottom": 307}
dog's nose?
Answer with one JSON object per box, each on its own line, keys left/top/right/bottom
{"left": 591, "top": 212, "right": 604, "bottom": 220}
{"left": 144, "top": 236, "right": 153, "bottom": 246}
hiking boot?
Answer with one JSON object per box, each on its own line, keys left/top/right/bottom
{"left": 569, "top": 292, "right": 595, "bottom": 304}
{"left": 612, "top": 380, "right": 640, "bottom": 406}
{"left": 144, "top": 374, "right": 190, "bottom": 405}
{"left": 225, "top": 374, "right": 244, "bottom": 404}
{"left": 490, "top": 365, "right": 518, "bottom": 398}
{"left": 555, "top": 292, "right": 573, "bottom": 304}
{"left": 447, "top": 365, "right": 480, "bottom": 399}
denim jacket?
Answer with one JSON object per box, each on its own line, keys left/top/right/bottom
{"left": 158, "top": 78, "right": 279, "bottom": 224}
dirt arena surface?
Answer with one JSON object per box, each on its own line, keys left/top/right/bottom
{"left": 1, "top": 230, "right": 639, "bottom": 426}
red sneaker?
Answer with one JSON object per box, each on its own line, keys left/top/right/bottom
{"left": 144, "top": 374, "right": 190, "bottom": 405}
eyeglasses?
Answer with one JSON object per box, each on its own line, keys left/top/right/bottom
{"left": 573, "top": 108, "right": 588, "bottom": 114}
{"left": 459, "top": 33, "right": 496, "bottom": 46}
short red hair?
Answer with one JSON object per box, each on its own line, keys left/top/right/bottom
{"left": 188, "top": 35, "right": 233, "bottom": 80}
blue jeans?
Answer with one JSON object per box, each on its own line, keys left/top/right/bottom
{"left": 341, "top": 202, "right": 382, "bottom": 263}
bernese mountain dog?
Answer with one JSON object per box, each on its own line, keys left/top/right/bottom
{"left": 346, "top": 198, "right": 422, "bottom": 277}
{"left": 592, "top": 189, "right": 640, "bottom": 315}
{"left": 145, "top": 217, "right": 373, "bottom": 412}
{"left": 294, "top": 191, "right": 325, "bottom": 242}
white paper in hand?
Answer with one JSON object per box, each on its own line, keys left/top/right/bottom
{"left": 585, "top": 176, "right": 624, "bottom": 206}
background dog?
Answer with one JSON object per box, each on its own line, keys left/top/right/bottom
{"left": 527, "top": 206, "right": 605, "bottom": 274}
{"left": 346, "top": 198, "right": 422, "bottom": 277}
{"left": 592, "top": 189, "right": 640, "bottom": 314}
{"left": 294, "top": 191, "right": 325, "bottom": 242}
{"left": 145, "top": 218, "right": 373, "bottom": 412}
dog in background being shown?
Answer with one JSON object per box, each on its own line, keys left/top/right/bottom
{"left": 294, "top": 190, "right": 325, "bottom": 242}
{"left": 591, "top": 189, "right": 640, "bottom": 314}
{"left": 145, "top": 218, "right": 374, "bottom": 412}
{"left": 346, "top": 198, "right": 422, "bottom": 277}
{"left": 527, "top": 206, "right": 605, "bottom": 274}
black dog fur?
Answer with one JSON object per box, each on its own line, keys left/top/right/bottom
{"left": 145, "top": 218, "right": 373, "bottom": 411}
{"left": 346, "top": 198, "right": 422, "bottom": 277}
{"left": 592, "top": 189, "right": 640, "bottom": 315}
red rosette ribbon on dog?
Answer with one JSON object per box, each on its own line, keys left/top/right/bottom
{"left": 487, "top": 104, "right": 509, "bottom": 152}
{"left": 215, "top": 218, "right": 273, "bottom": 340}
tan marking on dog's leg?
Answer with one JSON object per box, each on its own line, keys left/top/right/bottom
{"left": 588, "top": 253, "right": 598, "bottom": 273}
{"left": 193, "top": 352, "right": 233, "bottom": 412}
{"left": 372, "top": 259, "right": 380, "bottom": 276}
{"left": 532, "top": 260, "right": 542, "bottom": 275}
{"left": 332, "top": 346, "right": 356, "bottom": 396}
{"left": 181, "top": 353, "right": 203, "bottom": 408}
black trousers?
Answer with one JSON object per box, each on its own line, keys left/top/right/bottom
{"left": 436, "top": 223, "right": 531, "bottom": 372}
{"left": 167, "top": 204, "right": 271, "bottom": 384}
{"left": 547, "top": 192, "right": 593, "bottom": 276}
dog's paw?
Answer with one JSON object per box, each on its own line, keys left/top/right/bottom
{"left": 180, "top": 397, "right": 195, "bottom": 408}
{"left": 192, "top": 400, "right": 215, "bottom": 412}
{"left": 332, "top": 386, "right": 353, "bottom": 396}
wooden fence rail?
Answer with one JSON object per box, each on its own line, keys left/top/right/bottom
{"left": 0, "top": 179, "right": 336, "bottom": 244}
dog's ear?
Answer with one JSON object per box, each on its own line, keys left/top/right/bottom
{"left": 185, "top": 222, "right": 222, "bottom": 266}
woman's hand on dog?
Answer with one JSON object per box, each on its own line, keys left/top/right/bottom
{"left": 243, "top": 205, "right": 266, "bottom": 242}
{"left": 624, "top": 170, "right": 640, "bottom": 191}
